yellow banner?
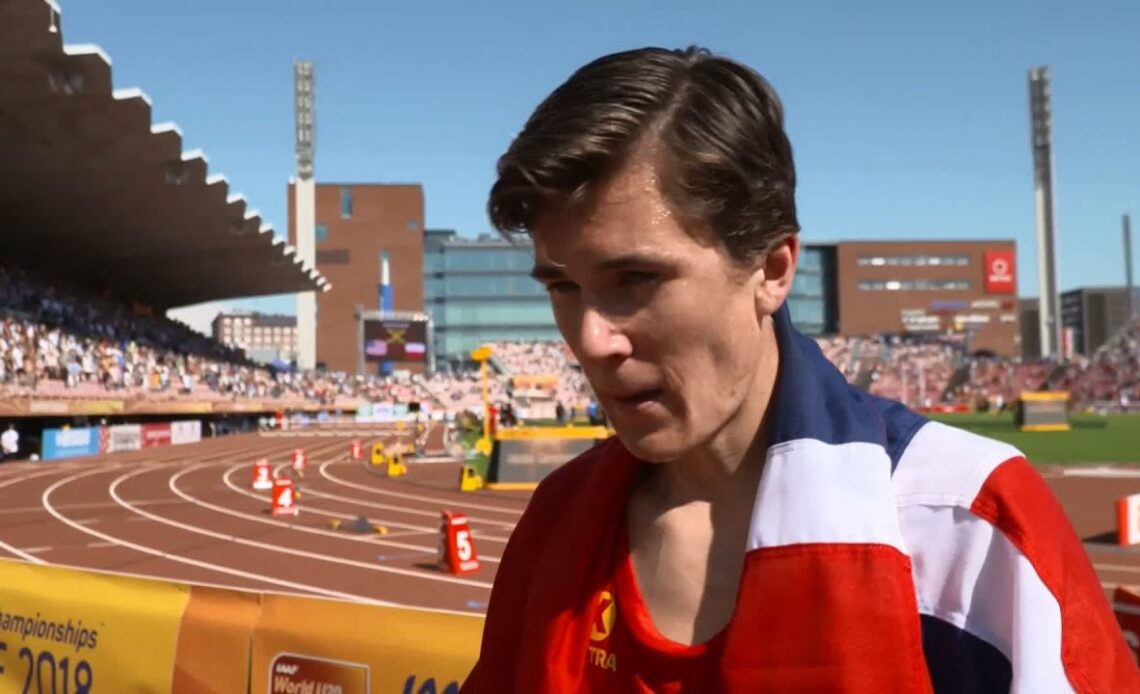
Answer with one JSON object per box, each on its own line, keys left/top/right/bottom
{"left": 249, "top": 594, "right": 483, "bottom": 694}
{"left": 0, "top": 560, "right": 189, "bottom": 694}
{"left": 494, "top": 425, "right": 611, "bottom": 441}
{"left": 173, "top": 586, "right": 261, "bottom": 692}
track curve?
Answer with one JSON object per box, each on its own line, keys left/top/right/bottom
{"left": 0, "top": 429, "right": 528, "bottom": 615}
{"left": 2, "top": 430, "right": 1137, "bottom": 613}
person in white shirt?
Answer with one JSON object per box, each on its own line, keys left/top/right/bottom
{"left": 1, "top": 424, "right": 18, "bottom": 461}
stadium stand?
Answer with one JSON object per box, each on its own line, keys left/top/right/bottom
{"left": 0, "top": 0, "right": 328, "bottom": 310}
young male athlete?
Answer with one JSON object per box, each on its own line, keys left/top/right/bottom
{"left": 461, "top": 46, "right": 1139, "bottom": 692}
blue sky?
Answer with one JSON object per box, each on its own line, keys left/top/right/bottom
{"left": 57, "top": 0, "right": 1140, "bottom": 333}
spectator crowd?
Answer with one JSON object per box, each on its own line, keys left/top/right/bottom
{"left": 1, "top": 263, "right": 1137, "bottom": 417}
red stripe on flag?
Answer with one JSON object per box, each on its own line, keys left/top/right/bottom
{"left": 971, "top": 456, "right": 1140, "bottom": 691}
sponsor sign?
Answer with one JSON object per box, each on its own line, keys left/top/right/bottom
{"left": 984, "top": 250, "right": 1016, "bottom": 294}
{"left": 0, "top": 559, "right": 189, "bottom": 693}
{"left": 108, "top": 425, "right": 142, "bottom": 453}
{"left": 40, "top": 427, "right": 101, "bottom": 461}
{"left": 141, "top": 423, "right": 172, "bottom": 448}
{"left": 249, "top": 594, "right": 480, "bottom": 694}
{"left": 170, "top": 420, "right": 202, "bottom": 445}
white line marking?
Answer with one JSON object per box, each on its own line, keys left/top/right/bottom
{"left": 1060, "top": 466, "right": 1140, "bottom": 478}
{"left": 0, "top": 543, "right": 45, "bottom": 562}
{"left": 0, "top": 500, "right": 173, "bottom": 515}
{"left": 1095, "top": 563, "right": 1140, "bottom": 574}
{"left": 0, "top": 468, "right": 80, "bottom": 490}
{"left": 0, "top": 556, "right": 485, "bottom": 619}
{"left": 107, "top": 467, "right": 493, "bottom": 589}
{"left": 13, "top": 545, "right": 52, "bottom": 556}
{"left": 168, "top": 463, "right": 503, "bottom": 563}
{"left": 40, "top": 469, "right": 396, "bottom": 604}
{"left": 292, "top": 483, "right": 516, "bottom": 537}
{"left": 220, "top": 465, "right": 507, "bottom": 547}
{"left": 320, "top": 460, "right": 524, "bottom": 521}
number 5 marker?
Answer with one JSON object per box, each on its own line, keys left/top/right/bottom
{"left": 439, "top": 510, "right": 480, "bottom": 576}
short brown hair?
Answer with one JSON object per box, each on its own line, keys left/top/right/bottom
{"left": 488, "top": 45, "right": 799, "bottom": 262}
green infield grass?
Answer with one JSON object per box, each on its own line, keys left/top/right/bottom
{"left": 457, "top": 412, "right": 1139, "bottom": 472}
{"left": 931, "top": 412, "right": 1140, "bottom": 466}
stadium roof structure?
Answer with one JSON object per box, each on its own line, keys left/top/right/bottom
{"left": 0, "top": 0, "right": 330, "bottom": 310}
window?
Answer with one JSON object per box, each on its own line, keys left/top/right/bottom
{"left": 857, "top": 279, "right": 971, "bottom": 291}
{"left": 315, "top": 224, "right": 328, "bottom": 242}
{"left": 444, "top": 248, "right": 534, "bottom": 272}
{"left": 856, "top": 255, "right": 969, "bottom": 267}
{"left": 317, "top": 248, "right": 351, "bottom": 264}
{"left": 790, "top": 273, "right": 823, "bottom": 297}
{"left": 407, "top": 220, "right": 419, "bottom": 231}
{"left": 340, "top": 186, "right": 353, "bottom": 218}
{"left": 799, "top": 248, "right": 823, "bottom": 271}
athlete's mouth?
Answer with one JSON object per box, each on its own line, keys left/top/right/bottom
{"left": 613, "top": 389, "right": 662, "bottom": 406}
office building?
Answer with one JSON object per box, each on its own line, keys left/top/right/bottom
{"left": 288, "top": 183, "right": 425, "bottom": 373}
{"left": 1060, "top": 286, "right": 1140, "bottom": 356}
{"left": 212, "top": 312, "right": 297, "bottom": 365}
{"left": 423, "top": 229, "right": 560, "bottom": 359}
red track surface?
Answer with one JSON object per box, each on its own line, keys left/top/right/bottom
{"left": 0, "top": 429, "right": 529, "bottom": 615}
{"left": 0, "top": 431, "right": 1136, "bottom": 613}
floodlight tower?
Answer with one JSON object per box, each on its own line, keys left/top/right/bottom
{"left": 293, "top": 60, "right": 317, "bottom": 370}
{"left": 1126, "top": 214, "right": 1136, "bottom": 321}
{"left": 1028, "top": 67, "right": 1062, "bottom": 359}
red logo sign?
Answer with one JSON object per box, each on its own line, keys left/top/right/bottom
{"left": 141, "top": 423, "right": 172, "bottom": 448}
{"left": 983, "top": 250, "right": 1016, "bottom": 294}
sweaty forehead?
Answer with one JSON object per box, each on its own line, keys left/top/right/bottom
{"left": 531, "top": 159, "right": 688, "bottom": 267}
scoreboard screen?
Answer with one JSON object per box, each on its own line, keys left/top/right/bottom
{"left": 362, "top": 317, "right": 428, "bottom": 363}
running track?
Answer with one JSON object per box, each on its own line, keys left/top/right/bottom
{"left": 0, "top": 428, "right": 529, "bottom": 615}
{"left": 0, "top": 430, "right": 1137, "bottom": 614}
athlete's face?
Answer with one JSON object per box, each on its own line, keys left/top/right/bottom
{"left": 530, "top": 149, "right": 797, "bottom": 463}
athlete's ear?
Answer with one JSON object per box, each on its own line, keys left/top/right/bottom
{"left": 754, "top": 234, "right": 798, "bottom": 318}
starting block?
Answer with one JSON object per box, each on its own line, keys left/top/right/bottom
{"left": 292, "top": 448, "right": 307, "bottom": 474}
{"left": 252, "top": 458, "right": 273, "bottom": 490}
{"left": 370, "top": 442, "right": 386, "bottom": 466}
{"left": 439, "top": 510, "right": 480, "bottom": 576}
{"left": 386, "top": 452, "right": 408, "bottom": 478}
{"left": 350, "top": 440, "right": 363, "bottom": 460}
{"left": 1118, "top": 494, "right": 1140, "bottom": 545}
{"left": 328, "top": 516, "right": 389, "bottom": 535}
{"left": 459, "top": 465, "right": 485, "bottom": 492}
{"left": 272, "top": 477, "right": 298, "bottom": 516}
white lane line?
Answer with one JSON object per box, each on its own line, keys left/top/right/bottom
{"left": 288, "top": 483, "right": 515, "bottom": 539}
{"left": 0, "top": 469, "right": 89, "bottom": 564}
{"left": 1095, "top": 563, "right": 1140, "bottom": 574}
{"left": 167, "top": 463, "right": 502, "bottom": 563}
{"left": 0, "top": 542, "right": 46, "bottom": 562}
{"left": 107, "top": 467, "right": 493, "bottom": 589}
{"left": 0, "top": 500, "right": 173, "bottom": 515}
{"left": 41, "top": 468, "right": 395, "bottom": 604}
{"left": 0, "top": 556, "right": 484, "bottom": 618}
{"left": 222, "top": 465, "right": 507, "bottom": 544}
{"left": 251, "top": 459, "right": 514, "bottom": 539}
{"left": 319, "top": 460, "right": 523, "bottom": 523}
{"left": 0, "top": 468, "right": 84, "bottom": 490}
{"left": 222, "top": 462, "right": 449, "bottom": 533}
{"left": 1059, "top": 466, "right": 1140, "bottom": 478}
{"left": 332, "top": 457, "right": 526, "bottom": 516}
